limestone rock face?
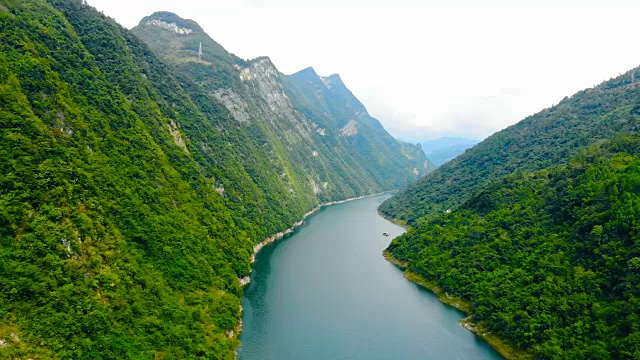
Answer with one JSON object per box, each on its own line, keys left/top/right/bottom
{"left": 212, "top": 89, "right": 251, "bottom": 123}
{"left": 132, "top": 11, "right": 432, "bottom": 202}
{"left": 145, "top": 19, "right": 194, "bottom": 35}
{"left": 340, "top": 119, "right": 358, "bottom": 137}
{"left": 245, "top": 58, "right": 293, "bottom": 116}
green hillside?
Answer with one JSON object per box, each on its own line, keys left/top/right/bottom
{"left": 0, "top": 0, "right": 425, "bottom": 358}
{"left": 387, "top": 135, "right": 640, "bottom": 358}
{"left": 380, "top": 70, "right": 640, "bottom": 225}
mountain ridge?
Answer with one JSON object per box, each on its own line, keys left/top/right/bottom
{"left": 132, "top": 11, "right": 434, "bottom": 193}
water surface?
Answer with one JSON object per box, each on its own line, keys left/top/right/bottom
{"left": 239, "top": 194, "right": 502, "bottom": 360}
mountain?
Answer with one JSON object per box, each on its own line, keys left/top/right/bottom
{"left": 284, "top": 67, "right": 436, "bottom": 185}
{"left": 380, "top": 68, "right": 640, "bottom": 225}
{"left": 386, "top": 135, "right": 640, "bottom": 358}
{"left": 131, "top": 13, "right": 434, "bottom": 194}
{"left": 0, "top": 1, "right": 427, "bottom": 358}
{"left": 379, "top": 56, "right": 640, "bottom": 357}
{"left": 420, "top": 137, "right": 479, "bottom": 167}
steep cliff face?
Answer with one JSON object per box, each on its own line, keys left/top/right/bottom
{"left": 132, "top": 12, "right": 432, "bottom": 197}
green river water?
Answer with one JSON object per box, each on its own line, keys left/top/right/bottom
{"left": 239, "top": 194, "right": 503, "bottom": 359}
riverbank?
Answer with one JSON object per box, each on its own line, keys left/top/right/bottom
{"left": 240, "top": 191, "right": 395, "bottom": 285}
{"left": 377, "top": 210, "right": 408, "bottom": 228}
{"left": 383, "top": 251, "right": 531, "bottom": 360}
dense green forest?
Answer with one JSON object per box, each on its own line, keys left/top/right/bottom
{"left": 380, "top": 69, "right": 640, "bottom": 225}
{"left": 387, "top": 135, "right": 640, "bottom": 358}
{"left": 0, "top": 0, "right": 424, "bottom": 358}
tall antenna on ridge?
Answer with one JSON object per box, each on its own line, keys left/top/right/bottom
{"left": 198, "top": 42, "right": 203, "bottom": 61}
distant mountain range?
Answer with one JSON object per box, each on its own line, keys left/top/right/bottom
{"left": 420, "top": 137, "right": 479, "bottom": 167}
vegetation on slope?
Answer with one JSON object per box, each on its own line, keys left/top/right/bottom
{"left": 0, "top": 0, "right": 426, "bottom": 357}
{"left": 387, "top": 135, "right": 640, "bottom": 359}
{"left": 380, "top": 70, "right": 640, "bottom": 225}
{"left": 0, "top": 0, "right": 424, "bottom": 357}
{"left": 0, "top": 0, "right": 276, "bottom": 357}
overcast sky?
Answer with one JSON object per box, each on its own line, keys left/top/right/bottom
{"left": 86, "top": 0, "right": 640, "bottom": 142}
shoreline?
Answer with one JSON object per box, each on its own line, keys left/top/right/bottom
{"left": 240, "top": 190, "right": 395, "bottom": 284}
{"left": 377, "top": 209, "right": 409, "bottom": 228}
{"left": 383, "top": 250, "right": 531, "bottom": 360}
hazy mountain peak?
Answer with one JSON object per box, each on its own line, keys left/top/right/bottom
{"left": 133, "top": 12, "right": 233, "bottom": 69}
{"left": 248, "top": 55, "right": 276, "bottom": 67}
{"left": 289, "top": 68, "right": 346, "bottom": 93}
{"left": 292, "top": 66, "right": 319, "bottom": 78}
{"left": 320, "top": 74, "right": 346, "bottom": 90}
{"left": 326, "top": 73, "right": 342, "bottom": 82}
{"left": 139, "top": 11, "right": 203, "bottom": 35}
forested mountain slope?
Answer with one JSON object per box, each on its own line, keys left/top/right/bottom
{"left": 132, "top": 13, "right": 433, "bottom": 195}
{"left": 386, "top": 135, "right": 640, "bottom": 358}
{"left": 380, "top": 69, "right": 640, "bottom": 224}
{"left": 0, "top": 0, "right": 424, "bottom": 358}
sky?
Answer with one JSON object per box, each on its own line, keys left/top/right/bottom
{"left": 86, "top": 0, "right": 640, "bottom": 142}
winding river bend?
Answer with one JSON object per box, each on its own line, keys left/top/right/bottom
{"left": 238, "top": 194, "right": 502, "bottom": 360}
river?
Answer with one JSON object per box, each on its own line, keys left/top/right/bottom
{"left": 238, "top": 194, "right": 503, "bottom": 359}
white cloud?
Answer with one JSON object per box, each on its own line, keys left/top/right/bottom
{"left": 87, "top": 0, "right": 640, "bottom": 141}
